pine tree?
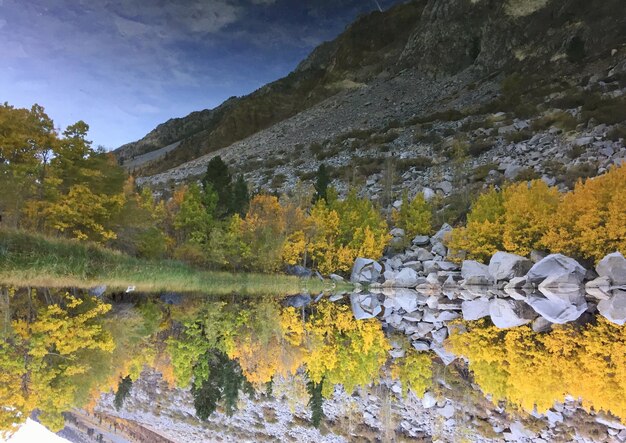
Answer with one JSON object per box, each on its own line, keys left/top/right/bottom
{"left": 313, "top": 163, "right": 330, "bottom": 203}
{"left": 306, "top": 377, "right": 324, "bottom": 428}
{"left": 203, "top": 156, "right": 232, "bottom": 216}
{"left": 230, "top": 174, "right": 250, "bottom": 216}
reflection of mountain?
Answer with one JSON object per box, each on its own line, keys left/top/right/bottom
{"left": 1, "top": 286, "right": 625, "bottom": 441}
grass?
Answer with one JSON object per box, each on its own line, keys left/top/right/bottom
{"left": 0, "top": 229, "right": 327, "bottom": 294}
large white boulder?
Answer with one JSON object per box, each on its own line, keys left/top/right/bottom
{"left": 525, "top": 289, "right": 587, "bottom": 324}
{"left": 461, "top": 260, "right": 493, "bottom": 285}
{"left": 489, "top": 298, "right": 536, "bottom": 328}
{"left": 526, "top": 254, "right": 586, "bottom": 286}
{"left": 488, "top": 252, "right": 533, "bottom": 282}
{"left": 585, "top": 276, "right": 612, "bottom": 300}
{"left": 596, "top": 252, "right": 626, "bottom": 285}
{"left": 597, "top": 290, "right": 626, "bottom": 325}
{"left": 351, "top": 258, "right": 382, "bottom": 284}
{"left": 387, "top": 288, "right": 425, "bottom": 313}
{"left": 461, "top": 298, "right": 491, "bottom": 321}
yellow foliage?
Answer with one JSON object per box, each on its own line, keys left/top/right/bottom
{"left": 390, "top": 348, "right": 433, "bottom": 398}
{"left": 447, "top": 317, "right": 626, "bottom": 420}
{"left": 542, "top": 164, "right": 626, "bottom": 262}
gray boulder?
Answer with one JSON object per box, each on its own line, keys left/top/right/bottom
{"left": 596, "top": 252, "right": 626, "bottom": 285}
{"left": 461, "top": 299, "right": 491, "bottom": 321}
{"left": 527, "top": 254, "right": 586, "bottom": 286}
{"left": 489, "top": 298, "right": 536, "bottom": 328}
{"left": 351, "top": 258, "right": 382, "bottom": 284}
{"left": 488, "top": 252, "right": 533, "bottom": 282}
{"left": 412, "top": 235, "right": 430, "bottom": 246}
{"left": 597, "top": 290, "right": 626, "bottom": 325}
{"left": 329, "top": 273, "right": 344, "bottom": 283}
{"left": 461, "top": 260, "right": 492, "bottom": 285}
{"left": 416, "top": 247, "right": 434, "bottom": 261}
{"left": 350, "top": 293, "right": 382, "bottom": 320}
{"left": 525, "top": 289, "right": 587, "bottom": 324}
{"left": 432, "top": 223, "right": 453, "bottom": 243}
{"left": 394, "top": 267, "right": 420, "bottom": 287}
{"left": 431, "top": 241, "right": 447, "bottom": 257}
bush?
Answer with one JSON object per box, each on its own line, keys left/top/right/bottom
{"left": 607, "top": 125, "right": 626, "bottom": 141}
{"left": 392, "top": 191, "right": 432, "bottom": 239}
{"left": 471, "top": 163, "right": 499, "bottom": 182}
{"left": 468, "top": 140, "right": 494, "bottom": 157}
{"left": 514, "top": 168, "right": 541, "bottom": 182}
{"left": 581, "top": 95, "right": 626, "bottom": 125}
{"left": 562, "top": 163, "right": 597, "bottom": 189}
{"left": 505, "top": 130, "right": 532, "bottom": 143}
{"left": 530, "top": 111, "right": 578, "bottom": 132}
{"left": 396, "top": 156, "right": 433, "bottom": 172}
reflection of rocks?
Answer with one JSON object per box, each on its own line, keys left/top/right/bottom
{"left": 461, "top": 299, "right": 491, "bottom": 321}
{"left": 489, "top": 298, "right": 536, "bottom": 328}
{"left": 283, "top": 293, "right": 312, "bottom": 308}
{"left": 461, "top": 260, "right": 492, "bottom": 286}
{"left": 350, "top": 292, "right": 382, "bottom": 320}
{"left": 525, "top": 288, "right": 587, "bottom": 324}
{"left": 597, "top": 290, "right": 626, "bottom": 325}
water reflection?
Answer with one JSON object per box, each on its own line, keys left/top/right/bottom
{"left": 0, "top": 285, "right": 625, "bottom": 441}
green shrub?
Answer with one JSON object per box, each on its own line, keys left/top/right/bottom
{"left": 505, "top": 130, "right": 533, "bottom": 143}
{"left": 514, "top": 168, "right": 541, "bottom": 182}
{"left": 562, "top": 163, "right": 597, "bottom": 189}
{"left": 530, "top": 111, "right": 578, "bottom": 132}
{"left": 397, "top": 156, "right": 433, "bottom": 172}
{"left": 607, "top": 125, "right": 626, "bottom": 141}
{"left": 581, "top": 95, "right": 626, "bottom": 125}
{"left": 468, "top": 140, "right": 494, "bottom": 157}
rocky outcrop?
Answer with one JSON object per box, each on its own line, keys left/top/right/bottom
{"left": 350, "top": 258, "right": 382, "bottom": 284}
{"left": 461, "top": 260, "right": 492, "bottom": 286}
{"left": 527, "top": 254, "right": 586, "bottom": 287}
{"left": 489, "top": 298, "right": 536, "bottom": 328}
{"left": 596, "top": 252, "right": 626, "bottom": 286}
{"left": 488, "top": 252, "right": 533, "bottom": 282}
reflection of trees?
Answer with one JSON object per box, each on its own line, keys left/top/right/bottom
{"left": 0, "top": 287, "right": 114, "bottom": 434}
{"left": 447, "top": 318, "right": 626, "bottom": 421}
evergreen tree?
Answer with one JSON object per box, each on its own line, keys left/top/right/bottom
{"left": 230, "top": 174, "right": 250, "bottom": 216}
{"left": 306, "top": 377, "right": 324, "bottom": 428}
{"left": 113, "top": 376, "right": 133, "bottom": 410}
{"left": 203, "top": 156, "right": 232, "bottom": 216}
{"left": 313, "top": 163, "right": 330, "bottom": 203}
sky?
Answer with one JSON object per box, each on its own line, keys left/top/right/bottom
{"left": 0, "top": 0, "right": 404, "bottom": 150}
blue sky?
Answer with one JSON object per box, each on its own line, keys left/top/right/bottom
{"left": 1, "top": 0, "right": 404, "bottom": 149}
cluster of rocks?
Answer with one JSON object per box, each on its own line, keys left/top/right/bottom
{"left": 349, "top": 224, "right": 626, "bottom": 336}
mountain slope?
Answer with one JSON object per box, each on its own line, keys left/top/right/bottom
{"left": 119, "top": 0, "right": 626, "bottom": 202}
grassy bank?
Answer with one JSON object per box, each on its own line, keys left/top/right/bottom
{"left": 0, "top": 229, "right": 326, "bottom": 294}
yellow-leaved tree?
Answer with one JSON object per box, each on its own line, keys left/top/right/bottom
{"left": 392, "top": 191, "right": 432, "bottom": 240}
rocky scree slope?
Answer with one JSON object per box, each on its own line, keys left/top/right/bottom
{"left": 123, "top": 0, "right": 626, "bottom": 204}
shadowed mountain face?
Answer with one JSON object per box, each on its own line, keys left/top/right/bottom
{"left": 114, "top": 0, "right": 626, "bottom": 177}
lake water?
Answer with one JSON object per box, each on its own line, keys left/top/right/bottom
{"left": 1, "top": 285, "right": 625, "bottom": 442}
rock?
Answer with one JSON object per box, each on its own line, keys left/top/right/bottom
{"left": 394, "top": 268, "right": 420, "bottom": 287}
{"left": 527, "top": 254, "right": 586, "bottom": 286}
{"left": 423, "top": 260, "right": 440, "bottom": 274}
{"left": 461, "top": 299, "right": 491, "bottom": 321}
{"left": 390, "top": 227, "right": 405, "bottom": 237}
{"left": 585, "top": 276, "right": 612, "bottom": 300}
{"left": 160, "top": 292, "right": 182, "bottom": 305}
{"left": 546, "top": 410, "right": 563, "bottom": 427}
{"left": 532, "top": 316, "right": 553, "bottom": 333}
{"left": 504, "top": 277, "right": 530, "bottom": 291}
{"left": 488, "top": 252, "right": 533, "bottom": 282}
{"left": 461, "top": 260, "right": 493, "bottom": 285}
{"left": 386, "top": 257, "right": 403, "bottom": 271}
{"left": 432, "top": 223, "right": 453, "bottom": 243}
{"left": 438, "top": 261, "right": 460, "bottom": 271}
{"left": 284, "top": 293, "right": 312, "bottom": 308}
{"left": 425, "top": 272, "right": 440, "bottom": 286}
{"left": 509, "top": 421, "right": 535, "bottom": 440}
{"left": 329, "top": 294, "right": 344, "bottom": 302}
{"left": 595, "top": 415, "right": 626, "bottom": 430}
{"left": 596, "top": 252, "right": 626, "bottom": 285}
{"left": 437, "top": 403, "right": 455, "bottom": 419}
{"left": 350, "top": 293, "right": 382, "bottom": 320}
{"left": 436, "top": 180, "right": 453, "bottom": 194}
{"left": 525, "top": 289, "right": 587, "bottom": 324}
{"left": 421, "top": 392, "right": 437, "bottom": 408}
{"left": 422, "top": 187, "right": 436, "bottom": 201}
{"left": 431, "top": 241, "right": 447, "bottom": 257}
{"left": 431, "top": 328, "right": 447, "bottom": 343}
{"left": 489, "top": 298, "right": 536, "bottom": 328}
{"left": 412, "top": 341, "right": 430, "bottom": 351}
{"left": 416, "top": 322, "right": 435, "bottom": 336}
{"left": 415, "top": 247, "right": 434, "bottom": 261}
{"left": 286, "top": 265, "right": 313, "bottom": 277}
{"left": 351, "top": 258, "right": 383, "bottom": 284}
{"left": 390, "top": 289, "right": 423, "bottom": 312}
{"left": 431, "top": 344, "right": 456, "bottom": 365}
{"left": 573, "top": 136, "right": 593, "bottom": 146}
{"left": 89, "top": 285, "right": 107, "bottom": 297}
{"left": 329, "top": 273, "right": 344, "bottom": 282}
{"left": 504, "top": 164, "right": 523, "bottom": 180}
{"left": 597, "top": 290, "right": 626, "bottom": 325}
{"left": 402, "top": 261, "right": 423, "bottom": 272}
{"left": 412, "top": 235, "right": 430, "bottom": 246}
